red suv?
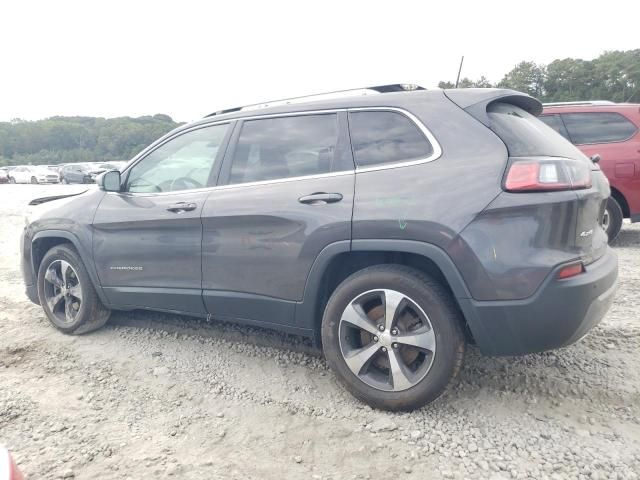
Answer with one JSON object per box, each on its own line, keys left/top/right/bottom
{"left": 541, "top": 102, "right": 640, "bottom": 241}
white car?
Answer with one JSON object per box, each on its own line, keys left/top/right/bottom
{"left": 8, "top": 166, "right": 60, "bottom": 184}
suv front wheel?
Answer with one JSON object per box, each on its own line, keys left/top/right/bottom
{"left": 37, "top": 244, "right": 111, "bottom": 334}
{"left": 321, "top": 265, "right": 465, "bottom": 411}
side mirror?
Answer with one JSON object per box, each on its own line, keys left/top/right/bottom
{"left": 100, "top": 170, "right": 121, "bottom": 192}
{"left": 590, "top": 154, "right": 601, "bottom": 164}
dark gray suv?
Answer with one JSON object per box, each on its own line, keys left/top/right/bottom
{"left": 20, "top": 86, "right": 618, "bottom": 410}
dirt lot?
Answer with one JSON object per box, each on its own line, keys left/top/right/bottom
{"left": 1, "top": 184, "right": 639, "bottom": 480}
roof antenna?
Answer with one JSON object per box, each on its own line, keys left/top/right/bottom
{"left": 455, "top": 55, "right": 464, "bottom": 88}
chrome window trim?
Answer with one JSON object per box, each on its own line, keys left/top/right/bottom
{"left": 348, "top": 107, "right": 443, "bottom": 173}
{"left": 109, "top": 170, "right": 356, "bottom": 198}
{"left": 117, "top": 106, "right": 442, "bottom": 196}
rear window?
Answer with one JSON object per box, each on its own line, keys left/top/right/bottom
{"left": 561, "top": 112, "right": 638, "bottom": 144}
{"left": 538, "top": 114, "right": 570, "bottom": 140}
{"left": 487, "top": 102, "right": 584, "bottom": 158}
{"left": 348, "top": 111, "right": 433, "bottom": 167}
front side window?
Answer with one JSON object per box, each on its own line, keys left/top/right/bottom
{"left": 126, "top": 124, "right": 228, "bottom": 193}
{"left": 348, "top": 111, "right": 433, "bottom": 167}
{"left": 561, "top": 112, "right": 638, "bottom": 145}
{"left": 228, "top": 114, "right": 338, "bottom": 184}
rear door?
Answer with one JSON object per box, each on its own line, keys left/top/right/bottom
{"left": 201, "top": 111, "right": 354, "bottom": 326}
{"left": 93, "top": 122, "right": 232, "bottom": 313}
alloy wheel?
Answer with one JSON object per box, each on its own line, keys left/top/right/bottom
{"left": 42, "top": 260, "right": 83, "bottom": 325}
{"left": 338, "top": 289, "right": 436, "bottom": 392}
{"left": 602, "top": 208, "right": 610, "bottom": 231}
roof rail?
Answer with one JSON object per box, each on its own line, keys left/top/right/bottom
{"left": 542, "top": 100, "right": 616, "bottom": 107}
{"left": 205, "top": 84, "right": 425, "bottom": 117}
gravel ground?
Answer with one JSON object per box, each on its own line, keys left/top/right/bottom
{"left": 1, "top": 184, "right": 639, "bottom": 480}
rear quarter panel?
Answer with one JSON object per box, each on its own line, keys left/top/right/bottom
{"left": 352, "top": 92, "right": 508, "bottom": 249}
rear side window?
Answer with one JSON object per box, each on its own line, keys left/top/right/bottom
{"left": 487, "top": 102, "right": 583, "bottom": 158}
{"left": 228, "top": 114, "right": 338, "bottom": 184}
{"left": 348, "top": 111, "right": 433, "bottom": 167}
{"left": 561, "top": 112, "right": 638, "bottom": 144}
{"left": 538, "top": 114, "right": 570, "bottom": 140}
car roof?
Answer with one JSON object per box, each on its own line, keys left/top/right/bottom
{"left": 186, "top": 87, "right": 539, "bottom": 128}
{"left": 542, "top": 103, "right": 640, "bottom": 114}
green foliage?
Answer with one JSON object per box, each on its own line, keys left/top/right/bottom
{"left": 0, "top": 115, "right": 182, "bottom": 167}
{"left": 438, "top": 49, "right": 640, "bottom": 103}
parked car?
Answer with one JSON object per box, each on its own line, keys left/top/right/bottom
{"left": 20, "top": 86, "right": 617, "bottom": 411}
{"left": 540, "top": 101, "right": 640, "bottom": 241}
{"left": 8, "top": 165, "right": 59, "bottom": 184}
{"left": 0, "top": 447, "right": 24, "bottom": 480}
{"left": 59, "top": 163, "right": 94, "bottom": 184}
{"left": 88, "top": 162, "right": 127, "bottom": 182}
{"left": 0, "top": 169, "right": 8, "bottom": 184}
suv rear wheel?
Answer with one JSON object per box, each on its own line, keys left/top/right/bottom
{"left": 603, "top": 197, "right": 623, "bottom": 243}
{"left": 321, "top": 265, "right": 465, "bottom": 411}
{"left": 37, "top": 244, "right": 111, "bottom": 334}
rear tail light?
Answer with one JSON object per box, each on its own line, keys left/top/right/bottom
{"left": 505, "top": 157, "right": 592, "bottom": 192}
{"left": 557, "top": 262, "right": 585, "bottom": 280}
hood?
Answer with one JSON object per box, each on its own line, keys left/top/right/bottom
{"left": 28, "top": 189, "right": 89, "bottom": 206}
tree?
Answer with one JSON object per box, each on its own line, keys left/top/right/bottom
{"left": 0, "top": 115, "right": 182, "bottom": 166}
{"left": 498, "top": 61, "right": 546, "bottom": 98}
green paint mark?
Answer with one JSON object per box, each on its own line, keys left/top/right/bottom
{"left": 399, "top": 219, "right": 407, "bottom": 230}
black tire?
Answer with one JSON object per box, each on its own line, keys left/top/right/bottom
{"left": 30, "top": 176, "right": 38, "bottom": 184}
{"left": 321, "top": 264, "right": 465, "bottom": 411}
{"left": 604, "top": 197, "right": 623, "bottom": 243}
{"left": 37, "top": 244, "right": 110, "bottom": 334}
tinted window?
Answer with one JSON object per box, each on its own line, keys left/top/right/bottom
{"left": 126, "top": 124, "right": 228, "bottom": 193}
{"left": 228, "top": 114, "right": 338, "bottom": 184}
{"left": 561, "top": 112, "right": 638, "bottom": 144}
{"left": 539, "top": 114, "right": 570, "bottom": 140}
{"left": 348, "top": 111, "right": 433, "bottom": 167}
{"left": 487, "top": 102, "right": 584, "bottom": 158}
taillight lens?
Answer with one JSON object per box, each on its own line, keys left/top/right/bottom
{"left": 557, "top": 262, "right": 585, "bottom": 280}
{"left": 505, "top": 157, "right": 592, "bottom": 192}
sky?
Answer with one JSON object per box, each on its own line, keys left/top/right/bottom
{"left": 1, "top": 0, "right": 638, "bottom": 123}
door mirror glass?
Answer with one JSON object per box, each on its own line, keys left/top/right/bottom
{"left": 101, "top": 170, "right": 121, "bottom": 192}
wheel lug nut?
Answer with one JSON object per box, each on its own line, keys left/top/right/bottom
{"left": 391, "top": 328, "right": 398, "bottom": 335}
{"left": 378, "top": 325, "right": 385, "bottom": 332}
{"left": 381, "top": 347, "right": 387, "bottom": 352}
{"left": 373, "top": 336, "right": 378, "bottom": 342}
{"left": 392, "top": 343, "right": 399, "bottom": 349}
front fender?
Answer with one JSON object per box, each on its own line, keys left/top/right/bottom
{"left": 30, "top": 230, "right": 108, "bottom": 306}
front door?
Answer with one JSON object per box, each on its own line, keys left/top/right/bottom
{"left": 93, "top": 122, "right": 231, "bottom": 314}
{"left": 201, "top": 112, "right": 355, "bottom": 326}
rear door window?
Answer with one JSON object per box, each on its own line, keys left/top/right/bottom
{"left": 227, "top": 114, "right": 339, "bottom": 184}
{"left": 348, "top": 111, "right": 433, "bottom": 167}
{"left": 561, "top": 112, "right": 638, "bottom": 144}
{"left": 487, "top": 102, "right": 583, "bottom": 158}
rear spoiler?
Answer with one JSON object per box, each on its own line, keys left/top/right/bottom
{"left": 443, "top": 88, "right": 542, "bottom": 126}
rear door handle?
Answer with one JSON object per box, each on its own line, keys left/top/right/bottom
{"left": 298, "top": 192, "right": 343, "bottom": 205}
{"left": 167, "top": 202, "right": 197, "bottom": 213}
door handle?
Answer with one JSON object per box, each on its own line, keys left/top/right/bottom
{"left": 167, "top": 202, "right": 197, "bottom": 213}
{"left": 298, "top": 192, "right": 343, "bottom": 205}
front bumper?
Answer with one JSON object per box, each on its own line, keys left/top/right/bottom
{"left": 460, "top": 248, "right": 618, "bottom": 356}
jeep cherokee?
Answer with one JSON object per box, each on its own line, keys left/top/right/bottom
{"left": 21, "top": 85, "right": 618, "bottom": 411}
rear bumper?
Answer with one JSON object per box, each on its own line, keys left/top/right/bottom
{"left": 460, "top": 248, "right": 618, "bottom": 355}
